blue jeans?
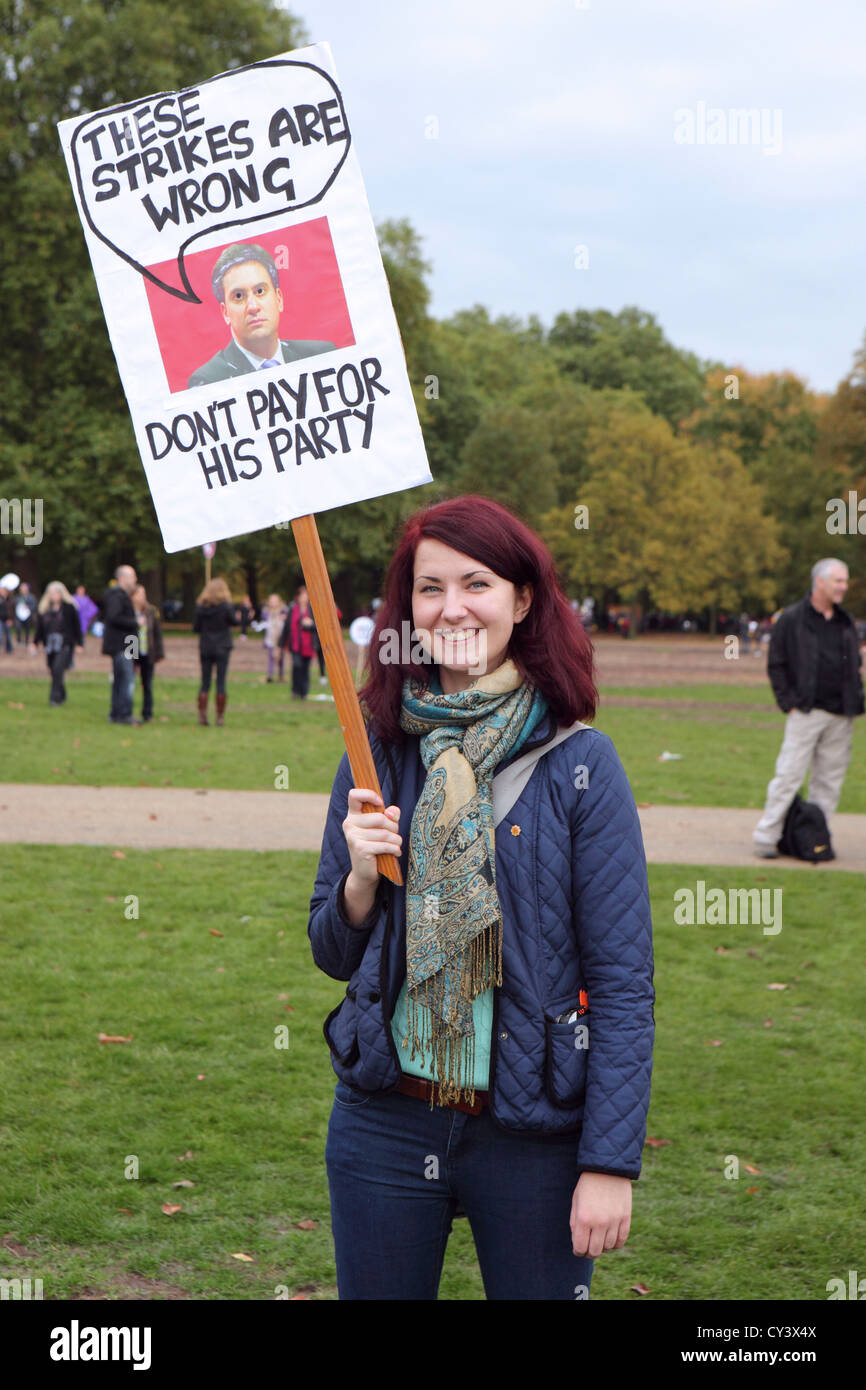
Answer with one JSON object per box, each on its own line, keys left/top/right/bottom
{"left": 110, "top": 650, "right": 136, "bottom": 721}
{"left": 325, "top": 1080, "right": 594, "bottom": 1300}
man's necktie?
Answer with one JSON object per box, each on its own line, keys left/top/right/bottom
{"left": 259, "top": 357, "right": 281, "bottom": 370}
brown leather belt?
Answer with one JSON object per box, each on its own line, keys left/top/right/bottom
{"left": 397, "top": 1073, "right": 488, "bottom": 1115}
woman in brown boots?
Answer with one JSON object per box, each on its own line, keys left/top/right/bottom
{"left": 193, "top": 578, "right": 241, "bottom": 726}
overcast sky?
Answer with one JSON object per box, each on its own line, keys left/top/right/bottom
{"left": 297, "top": 0, "right": 866, "bottom": 393}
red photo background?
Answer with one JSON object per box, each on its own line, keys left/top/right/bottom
{"left": 144, "top": 217, "right": 354, "bottom": 394}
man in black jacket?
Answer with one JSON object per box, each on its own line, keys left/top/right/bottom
{"left": 101, "top": 565, "right": 140, "bottom": 725}
{"left": 753, "top": 558, "right": 864, "bottom": 857}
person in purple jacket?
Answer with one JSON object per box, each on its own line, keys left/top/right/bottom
{"left": 72, "top": 585, "right": 99, "bottom": 646}
{"left": 308, "top": 495, "right": 655, "bottom": 1301}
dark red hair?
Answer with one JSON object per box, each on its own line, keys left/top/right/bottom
{"left": 359, "top": 495, "right": 597, "bottom": 743}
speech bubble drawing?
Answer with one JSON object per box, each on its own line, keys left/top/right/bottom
{"left": 67, "top": 57, "right": 351, "bottom": 302}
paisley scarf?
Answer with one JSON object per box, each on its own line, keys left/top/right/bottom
{"left": 398, "top": 658, "right": 548, "bottom": 1103}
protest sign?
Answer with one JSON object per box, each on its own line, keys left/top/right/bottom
{"left": 57, "top": 42, "right": 432, "bottom": 554}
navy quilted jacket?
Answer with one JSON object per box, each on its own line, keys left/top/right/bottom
{"left": 308, "top": 711, "right": 654, "bottom": 1179}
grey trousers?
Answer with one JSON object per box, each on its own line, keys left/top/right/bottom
{"left": 753, "top": 708, "right": 854, "bottom": 847}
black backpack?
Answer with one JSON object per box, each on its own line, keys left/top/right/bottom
{"left": 777, "top": 794, "right": 835, "bottom": 862}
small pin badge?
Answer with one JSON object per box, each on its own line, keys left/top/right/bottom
{"left": 511, "top": 825, "right": 521, "bottom": 836}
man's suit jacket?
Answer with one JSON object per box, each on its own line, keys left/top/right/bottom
{"left": 187, "top": 337, "right": 336, "bottom": 390}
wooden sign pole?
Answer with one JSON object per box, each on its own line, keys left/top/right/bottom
{"left": 291, "top": 513, "right": 402, "bottom": 886}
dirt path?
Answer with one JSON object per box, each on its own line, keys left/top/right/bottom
{"left": 2, "top": 783, "right": 864, "bottom": 871}
{"left": 1, "top": 631, "right": 773, "bottom": 687}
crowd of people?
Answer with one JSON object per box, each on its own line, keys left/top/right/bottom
{"left": 0, "top": 570, "right": 338, "bottom": 724}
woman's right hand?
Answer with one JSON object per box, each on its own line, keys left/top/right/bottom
{"left": 342, "top": 789, "right": 402, "bottom": 888}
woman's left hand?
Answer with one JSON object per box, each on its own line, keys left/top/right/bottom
{"left": 569, "top": 1172, "right": 632, "bottom": 1257}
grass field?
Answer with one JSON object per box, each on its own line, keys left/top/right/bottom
{"left": 2, "top": 672, "right": 865, "bottom": 811}
{"left": 1, "top": 845, "right": 863, "bottom": 1301}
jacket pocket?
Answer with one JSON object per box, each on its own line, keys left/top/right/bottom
{"left": 323, "top": 993, "right": 360, "bottom": 1068}
{"left": 544, "top": 1008, "right": 590, "bottom": 1109}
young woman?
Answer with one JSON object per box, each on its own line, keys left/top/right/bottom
{"left": 280, "top": 584, "right": 316, "bottom": 700}
{"left": 132, "top": 584, "right": 165, "bottom": 722}
{"left": 308, "top": 495, "right": 654, "bottom": 1301}
{"left": 193, "top": 577, "right": 240, "bottom": 726}
{"left": 34, "top": 581, "right": 82, "bottom": 706}
{"left": 263, "top": 593, "right": 287, "bottom": 683}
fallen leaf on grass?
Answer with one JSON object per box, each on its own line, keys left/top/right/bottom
{"left": 176, "top": 1150, "right": 194, "bottom": 1161}
{"left": 98, "top": 1033, "right": 132, "bottom": 1043}
{"left": 172, "top": 1180, "right": 195, "bottom": 1189}
{"left": 230, "top": 1252, "right": 255, "bottom": 1262}
{"left": 745, "top": 1186, "right": 760, "bottom": 1195}
{"left": 767, "top": 982, "right": 788, "bottom": 991}
{"left": 763, "top": 1019, "right": 773, "bottom": 1027}
{"left": 209, "top": 928, "right": 223, "bottom": 937}
{"left": 161, "top": 1203, "right": 183, "bottom": 1216}
{"left": 111, "top": 850, "right": 126, "bottom": 860}
{"left": 744, "top": 1164, "right": 761, "bottom": 1175}
{"left": 284, "top": 1005, "right": 295, "bottom": 1012}
{"left": 705, "top": 1039, "right": 724, "bottom": 1046}
{"left": 291, "top": 1292, "right": 311, "bottom": 1300}
{"left": 746, "top": 950, "right": 760, "bottom": 958}
{"left": 278, "top": 993, "right": 290, "bottom": 1000}
{"left": 7, "top": 701, "right": 24, "bottom": 710}
{"left": 117, "top": 1208, "right": 133, "bottom": 1214}
{"left": 155, "top": 862, "right": 163, "bottom": 870}
{"left": 630, "top": 1283, "right": 650, "bottom": 1295}
{"left": 295, "top": 1220, "right": 317, "bottom": 1230}
{"left": 714, "top": 946, "right": 730, "bottom": 955}
{"left": 644, "top": 1137, "right": 671, "bottom": 1148}
{"left": 104, "top": 896, "right": 116, "bottom": 903}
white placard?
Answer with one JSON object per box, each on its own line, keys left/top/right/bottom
{"left": 349, "top": 616, "right": 375, "bottom": 647}
{"left": 58, "top": 42, "right": 432, "bottom": 553}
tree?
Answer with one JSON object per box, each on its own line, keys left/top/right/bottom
{"left": 540, "top": 397, "right": 784, "bottom": 623}
{"left": 683, "top": 367, "right": 832, "bottom": 604}
{"left": 816, "top": 334, "right": 866, "bottom": 611}
{"left": 548, "top": 306, "right": 708, "bottom": 429}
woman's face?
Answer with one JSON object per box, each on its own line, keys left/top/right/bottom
{"left": 411, "top": 537, "right": 532, "bottom": 694}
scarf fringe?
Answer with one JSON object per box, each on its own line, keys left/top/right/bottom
{"left": 404, "top": 922, "right": 503, "bottom": 1107}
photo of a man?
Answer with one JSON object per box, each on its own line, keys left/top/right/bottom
{"left": 187, "top": 242, "right": 336, "bottom": 389}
